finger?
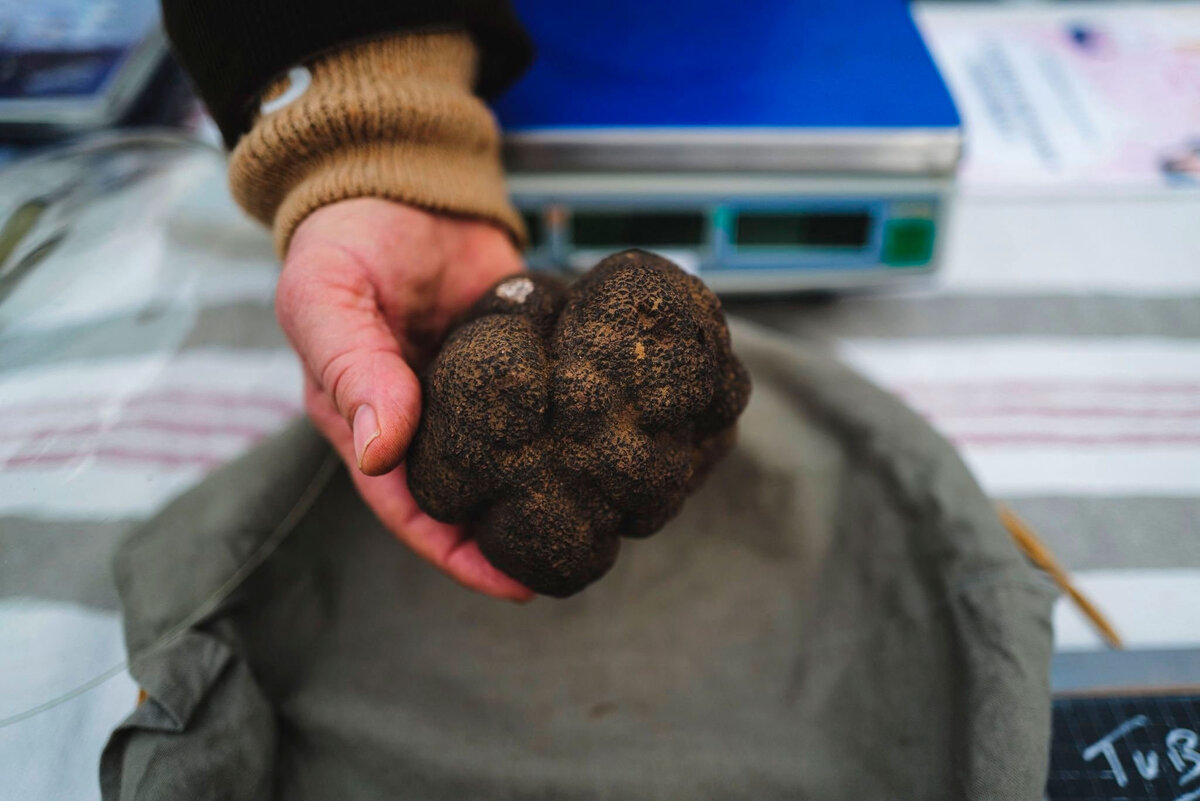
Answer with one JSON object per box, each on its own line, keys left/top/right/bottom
{"left": 305, "top": 378, "right": 534, "bottom": 602}
{"left": 279, "top": 242, "right": 419, "bottom": 476}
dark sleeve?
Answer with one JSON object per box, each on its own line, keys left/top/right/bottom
{"left": 161, "top": 0, "right": 534, "bottom": 148}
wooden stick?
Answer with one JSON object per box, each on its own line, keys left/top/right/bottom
{"left": 998, "top": 504, "right": 1124, "bottom": 650}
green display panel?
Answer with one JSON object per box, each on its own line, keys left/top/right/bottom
{"left": 882, "top": 218, "right": 935, "bottom": 266}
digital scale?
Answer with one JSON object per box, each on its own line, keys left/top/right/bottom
{"left": 493, "top": 0, "right": 961, "bottom": 293}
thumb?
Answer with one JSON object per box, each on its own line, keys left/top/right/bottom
{"left": 276, "top": 244, "right": 421, "bottom": 476}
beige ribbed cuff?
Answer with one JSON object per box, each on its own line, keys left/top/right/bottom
{"left": 229, "top": 32, "right": 525, "bottom": 257}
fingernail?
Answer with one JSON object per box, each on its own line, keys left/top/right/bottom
{"left": 353, "top": 404, "right": 380, "bottom": 471}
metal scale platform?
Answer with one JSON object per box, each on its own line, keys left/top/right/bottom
{"left": 492, "top": 0, "right": 961, "bottom": 293}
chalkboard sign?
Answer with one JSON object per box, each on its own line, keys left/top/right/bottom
{"left": 1048, "top": 695, "right": 1200, "bottom": 801}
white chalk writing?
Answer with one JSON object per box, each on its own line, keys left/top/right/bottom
{"left": 1083, "top": 715, "right": 1149, "bottom": 788}
{"left": 1082, "top": 716, "right": 1200, "bottom": 798}
{"left": 1168, "top": 729, "right": 1200, "bottom": 787}
{"left": 1133, "top": 749, "right": 1160, "bottom": 781}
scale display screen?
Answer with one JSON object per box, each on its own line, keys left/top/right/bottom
{"left": 521, "top": 211, "right": 543, "bottom": 246}
{"left": 509, "top": 175, "right": 947, "bottom": 293}
{"left": 734, "top": 211, "right": 871, "bottom": 248}
{"left": 571, "top": 211, "right": 706, "bottom": 248}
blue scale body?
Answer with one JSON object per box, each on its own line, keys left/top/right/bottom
{"left": 490, "top": 0, "right": 961, "bottom": 292}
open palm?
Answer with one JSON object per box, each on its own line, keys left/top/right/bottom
{"left": 278, "top": 198, "right": 533, "bottom": 601}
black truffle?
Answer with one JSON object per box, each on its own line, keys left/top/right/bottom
{"left": 407, "top": 250, "right": 751, "bottom": 597}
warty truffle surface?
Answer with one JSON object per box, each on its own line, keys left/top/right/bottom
{"left": 407, "top": 250, "right": 751, "bottom": 597}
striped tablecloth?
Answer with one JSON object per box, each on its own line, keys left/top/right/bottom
{"left": 737, "top": 189, "right": 1200, "bottom": 692}
{"left": 0, "top": 158, "right": 302, "bottom": 800}
{"left": 3, "top": 171, "right": 1199, "bottom": 798}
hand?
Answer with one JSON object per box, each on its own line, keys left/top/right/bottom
{"left": 278, "top": 198, "right": 534, "bottom": 601}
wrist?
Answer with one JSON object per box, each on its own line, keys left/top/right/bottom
{"left": 228, "top": 32, "right": 526, "bottom": 257}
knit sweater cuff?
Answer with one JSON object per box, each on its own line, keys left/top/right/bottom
{"left": 228, "top": 32, "right": 525, "bottom": 257}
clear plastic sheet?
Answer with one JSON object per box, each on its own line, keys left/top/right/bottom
{"left": 0, "top": 132, "right": 298, "bottom": 798}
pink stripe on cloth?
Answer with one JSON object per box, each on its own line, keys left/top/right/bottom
{"left": 897, "top": 381, "right": 1200, "bottom": 395}
{"left": 0, "top": 418, "right": 278, "bottom": 443}
{"left": 951, "top": 432, "right": 1200, "bottom": 447}
{"left": 0, "top": 389, "right": 302, "bottom": 418}
{"left": 1, "top": 447, "right": 237, "bottom": 471}
{"left": 911, "top": 406, "right": 1200, "bottom": 420}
